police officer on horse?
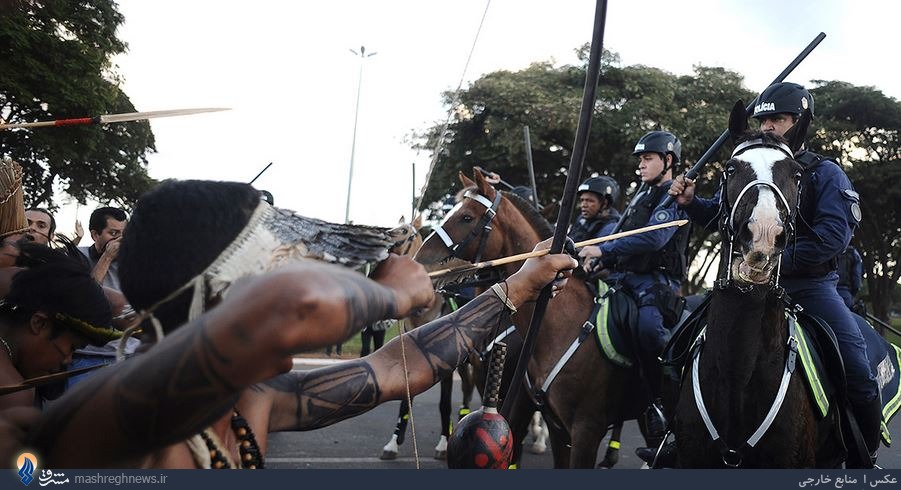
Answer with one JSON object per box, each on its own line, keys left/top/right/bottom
{"left": 568, "top": 176, "right": 621, "bottom": 243}
{"left": 667, "top": 82, "right": 881, "bottom": 467}
{"left": 580, "top": 131, "right": 690, "bottom": 449}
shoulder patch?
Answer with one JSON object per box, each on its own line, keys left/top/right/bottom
{"left": 654, "top": 209, "right": 674, "bottom": 223}
{"left": 851, "top": 202, "right": 862, "bottom": 222}
{"left": 842, "top": 189, "right": 860, "bottom": 201}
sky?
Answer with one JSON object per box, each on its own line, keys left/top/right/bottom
{"left": 53, "top": 0, "right": 901, "bottom": 241}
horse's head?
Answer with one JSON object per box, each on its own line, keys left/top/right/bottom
{"left": 415, "top": 167, "right": 504, "bottom": 266}
{"left": 721, "top": 100, "right": 809, "bottom": 286}
{"left": 388, "top": 214, "right": 424, "bottom": 257}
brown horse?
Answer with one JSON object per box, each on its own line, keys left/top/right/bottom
{"left": 671, "top": 104, "right": 845, "bottom": 467}
{"left": 415, "top": 168, "right": 649, "bottom": 468}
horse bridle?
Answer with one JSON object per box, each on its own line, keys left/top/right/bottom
{"left": 391, "top": 223, "right": 420, "bottom": 257}
{"left": 430, "top": 190, "right": 502, "bottom": 264}
{"left": 715, "top": 138, "right": 801, "bottom": 291}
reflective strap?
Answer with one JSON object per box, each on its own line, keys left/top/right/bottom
{"left": 463, "top": 190, "right": 496, "bottom": 211}
{"left": 731, "top": 139, "right": 793, "bottom": 160}
{"left": 485, "top": 326, "right": 516, "bottom": 353}
{"left": 883, "top": 343, "right": 901, "bottom": 423}
{"left": 794, "top": 318, "right": 830, "bottom": 417}
{"left": 691, "top": 340, "right": 720, "bottom": 442}
{"left": 747, "top": 317, "right": 797, "bottom": 447}
{"left": 432, "top": 226, "right": 456, "bottom": 249}
{"left": 541, "top": 326, "right": 594, "bottom": 394}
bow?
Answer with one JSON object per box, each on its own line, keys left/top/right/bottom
{"left": 500, "top": 0, "right": 609, "bottom": 419}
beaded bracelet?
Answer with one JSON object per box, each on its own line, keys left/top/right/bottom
{"left": 490, "top": 282, "right": 517, "bottom": 314}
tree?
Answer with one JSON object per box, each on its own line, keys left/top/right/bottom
{"left": 809, "top": 81, "right": 901, "bottom": 322}
{"left": 0, "top": 0, "right": 155, "bottom": 209}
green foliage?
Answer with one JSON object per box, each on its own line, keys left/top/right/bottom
{"left": 0, "top": 0, "right": 155, "bottom": 209}
{"left": 809, "top": 81, "right": 901, "bottom": 320}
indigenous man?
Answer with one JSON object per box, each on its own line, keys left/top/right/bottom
{"left": 29, "top": 179, "right": 578, "bottom": 468}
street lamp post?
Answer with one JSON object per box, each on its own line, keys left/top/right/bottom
{"left": 344, "top": 45, "right": 377, "bottom": 224}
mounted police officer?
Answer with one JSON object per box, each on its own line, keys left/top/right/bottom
{"left": 580, "top": 131, "right": 690, "bottom": 449}
{"left": 568, "top": 176, "right": 621, "bottom": 243}
{"left": 667, "top": 82, "right": 881, "bottom": 467}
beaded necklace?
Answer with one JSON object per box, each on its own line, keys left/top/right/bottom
{"left": 201, "top": 409, "right": 265, "bottom": 469}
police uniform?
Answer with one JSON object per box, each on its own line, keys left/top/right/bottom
{"left": 601, "top": 183, "right": 689, "bottom": 377}
{"left": 569, "top": 209, "right": 621, "bottom": 243}
{"left": 836, "top": 245, "right": 864, "bottom": 309}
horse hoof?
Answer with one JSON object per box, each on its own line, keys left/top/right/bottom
{"left": 381, "top": 434, "right": 399, "bottom": 459}
{"left": 434, "top": 435, "right": 448, "bottom": 460}
{"left": 529, "top": 442, "right": 546, "bottom": 455}
{"left": 380, "top": 450, "right": 398, "bottom": 461}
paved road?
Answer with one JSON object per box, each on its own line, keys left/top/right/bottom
{"left": 266, "top": 359, "right": 901, "bottom": 469}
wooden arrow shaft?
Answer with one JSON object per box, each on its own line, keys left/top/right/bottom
{"left": 0, "top": 107, "right": 229, "bottom": 130}
{"left": 428, "top": 219, "right": 688, "bottom": 278}
{"left": 0, "top": 363, "right": 106, "bottom": 396}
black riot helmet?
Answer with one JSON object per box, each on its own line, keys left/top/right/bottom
{"left": 577, "top": 176, "right": 620, "bottom": 205}
{"left": 751, "top": 82, "right": 814, "bottom": 120}
{"left": 632, "top": 131, "right": 681, "bottom": 165}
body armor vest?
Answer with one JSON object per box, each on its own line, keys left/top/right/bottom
{"left": 617, "top": 185, "right": 689, "bottom": 279}
{"left": 790, "top": 150, "right": 836, "bottom": 278}
{"left": 569, "top": 214, "right": 617, "bottom": 243}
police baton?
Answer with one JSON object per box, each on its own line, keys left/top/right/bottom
{"left": 659, "top": 32, "right": 826, "bottom": 209}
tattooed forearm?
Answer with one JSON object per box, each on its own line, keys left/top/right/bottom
{"left": 30, "top": 317, "right": 242, "bottom": 458}
{"left": 332, "top": 271, "right": 397, "bottom": 338}
{"left": 265, "top": 361, "right": 380, "bottom": 431}
{"left": 408, "top": 293, "right": 507, "bottom": 384}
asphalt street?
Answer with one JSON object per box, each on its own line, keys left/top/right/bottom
{"left": 266, "top": 358, "right": 901, "bottom": 469}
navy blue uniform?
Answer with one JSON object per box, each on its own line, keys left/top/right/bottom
{"left": 837, "top": 246, "right": 864, "bottom": 309}
{"left": 682, "top": 152, "right": 877, "bottom": 403}
{"left": 598, "top": 183, "right": 688, "bottom": 365}
{"left": 569, "top": 208, "right": 621, "bottom": 243}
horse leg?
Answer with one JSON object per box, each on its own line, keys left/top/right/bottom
{"left": 546, "top": 421, "right": 572, "bottom": 469}
{"left": 458, "top": 362, "right": 475, "bottom": 420}
{"left": 434, "top": 375, "right": 452, "bottom": 459}
{"left": 380, "top": 399, "right": 410, "bottom": 460}
{"left": 597, "top": 422, "right": 623, "bottom": 468}
{"left": 504, "top": 390, "right": 536, "bottom": 468}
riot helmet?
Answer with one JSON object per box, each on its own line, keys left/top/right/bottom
{"left": 577, "top": 176, "right": 620, "bottom": 205}
{"left": 751, "top": 82, "right": 814, "bottom": 120}
{"left": 632, "top": 131, "right": 681, "bottom": 165}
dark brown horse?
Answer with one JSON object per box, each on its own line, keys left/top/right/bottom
{"left": 415, "top": 168, "right": 649, "bottom": 468}
{"left": 672, "top": 103, "right": 844, "bottom": 467}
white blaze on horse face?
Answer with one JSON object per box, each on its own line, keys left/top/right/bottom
{"left": 743, "top": 148, "right": 785, "bottom": 259}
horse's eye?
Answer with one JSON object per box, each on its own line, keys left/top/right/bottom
{"left": 461, "top": 215, "right": 474, "bottom": 223}
{"left": 794, "top": 171, "right": 802, "bottom": 181}
{"left": 726, "top": 165, "right": 736, "bottom": 176}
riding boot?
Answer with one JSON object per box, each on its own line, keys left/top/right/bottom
{"left": 852, "top": 397, "right": 884, "bottom": 467}
{"left": 643, "top": 399, "right": 667, "bottom": 448}
{"left": 636, "top": 440, "right": 677, "bottom": 468}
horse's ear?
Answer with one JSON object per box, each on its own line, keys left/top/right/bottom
{"left": 728, "top": 100, "right": 748, "bottom": 143}
{"left": 412, "top": 213, "right": 422, "bottom": 229}
{"left": 783, "top": 108, "right": 812, "bottom": 154}
{"left": 398, "top": 215, "right": 406, "bottom": 225}
{"left": 459, "top": 171, "right": 475, "bottom": 188}
{"left": 472, "top": 166, "right": 497, "bottom": 199}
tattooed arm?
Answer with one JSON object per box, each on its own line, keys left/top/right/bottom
{"left": 29, "top": 258, "right": 432, "bottom": 467}
{"left": 265, "top": 245, "right": 579, "bottom": 432}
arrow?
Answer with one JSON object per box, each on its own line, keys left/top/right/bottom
{"left": 0, "top": 107, "right": 230, "bottom": 130}
{"left": 428, "top": 219, "right": 688, "bottom": 279}
{"left": 0, "top": 363, "right": 106, "bottom": 395}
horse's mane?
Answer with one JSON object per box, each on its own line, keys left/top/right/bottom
{"left": 502, "top": 190, "right": 554, "bottom": 240}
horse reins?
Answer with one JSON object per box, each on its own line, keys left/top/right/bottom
{"left": 429, "top": 190, "right": 502, "bottom": 265}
